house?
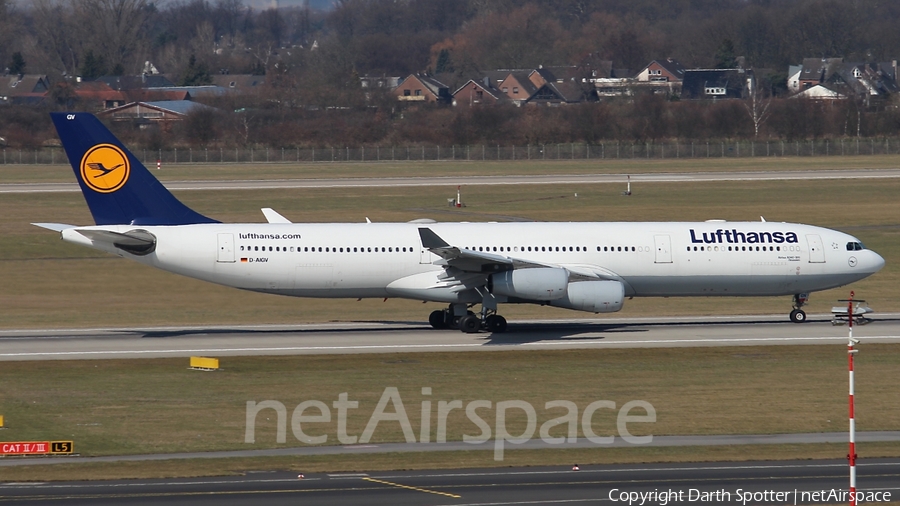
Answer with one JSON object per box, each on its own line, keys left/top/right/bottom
{"left": 0, "top": 74, "right": 49, "bottom": 105}
{"left": 526, "top": 79, "right": 585, "bottom": 105}
{"left": 789, "top": 84, "right": 846, "bottom": 100}
{"left": 787, "top": 65, "right": 802, "bottom": 92}
{"left": 497, "top": 72, "right": 538, "bottom": 105}
{"left": 797, "top": 58, "right": 843, "bottom": 90}
{"left": 635, "top": 58, "right": 685, "bottom": 83}
{"left": 358, "top": 75, "right": 401, "bottom": 89}
{"left": 72, "top": 80, "right": 127, "bottom": 110}
{"left": 452, "top": 78, "right": 507, "bottom": 106}
{"left": 100, "top": 100, "right": 214, "bottom": 128}
{"left": 829, "top": 61, "right": 899, "bottom": 101}
{"left": 394, "top": 74, "right": 451, "bottom": 103}
{"left": 681, "top": 69, "right": 751, "bottom": 99}
{"left": 211, "top": 74, "right": 266, "bottom": 93}
{"left": 791, "top": 58, "right": 899, "bottom": 102}
{"left": 123, "top": 89, "right": 192, "bottom": 103}
{"left": 96, "top": 74, "right": 176, "bottom": 91}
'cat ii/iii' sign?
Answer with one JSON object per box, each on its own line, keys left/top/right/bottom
{"left": 1, "top": 441, "right": 73, "bottom": 455}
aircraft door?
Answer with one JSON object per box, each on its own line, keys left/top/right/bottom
{"left": 420, "top": 244, "right": 438, "bottom": 264}
{"left": 654, "top": 235, "right": 673, "bottom": 263}
{"left": 217, "top": 233, "right": 235, "bottom": 263}
{"left": 806, "top": 234, "right": 825, "bottom": 263}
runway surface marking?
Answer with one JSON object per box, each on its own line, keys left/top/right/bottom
{"left": 3, "top": 335, "right": 900, "bottom": 360}
{"left": 3, "top": 433, "right": 899, "bottom": 467}
{"left": 4, "top": 168, "right": 900, "bottom": 194}
{"left": 362, "top": 477, "right": 462, "bottom": 498}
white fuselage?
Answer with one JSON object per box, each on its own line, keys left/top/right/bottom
{"left": 61, "top": 221, "right": 884, "bottom": 309}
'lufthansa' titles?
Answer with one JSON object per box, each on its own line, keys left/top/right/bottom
{"left": 690, "top": 229, "right": 799, "bottom": 244}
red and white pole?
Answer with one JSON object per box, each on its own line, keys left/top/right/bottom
{"left": 157, "top": 159, "right": 161, "bottom": 170}
{"left": 847, "top": 292, "right": 858, "bottom": 506}
{"left": 456, "top": 185, "right": 462, "bottom": 208}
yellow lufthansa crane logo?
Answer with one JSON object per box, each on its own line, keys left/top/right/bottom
{"left": 80, "top": 144, "right": 130, "bottom": 193}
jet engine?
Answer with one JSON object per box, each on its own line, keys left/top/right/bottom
{"left": 489, "top": 268, "right": 568, "bottom": 301}
{"left": 550, "top": 280, "right": 625, "bottom": 313}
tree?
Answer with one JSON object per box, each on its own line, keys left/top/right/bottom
{"left": 179, "top": 54, "right": 212, "bottom": 86}
{"left": 434, "top": 48, "right": 453, "bottom": 74}
{"left": 743, "top": 76, "right": 771, "bottom": 138}
{"left": 7, "top": 51, "right": 24, "bottom": 74}
{"left": 80, "top": 50, "right": 108, "bottom": 80}
{"left": 73, "top": 0, "right": 150, "bottom": 75}
{"left": 714, "top": 38, "right": 737, "bottom": 69}
{"left": 184, "top": 107, "right": 217, "bottom": 146}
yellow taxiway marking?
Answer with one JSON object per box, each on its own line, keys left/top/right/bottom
{"left": 362, "top": 477, "right": 461, "bottom": 498}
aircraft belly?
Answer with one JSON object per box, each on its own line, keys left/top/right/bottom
{"left": 627, "top": 273, "right": 867, "bottom": 296}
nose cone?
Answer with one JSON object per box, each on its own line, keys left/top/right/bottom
{"left": 864, "top": 250, "right": 886, "bottom": 274}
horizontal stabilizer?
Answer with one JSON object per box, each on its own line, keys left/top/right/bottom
{"left": 32, "top": 223, "right": 77, "bottom": 232}
{"left": 261, "top": 208, "right": 292, "bottom": 224}
{"left": 75, "top": 228, "right": 157, "bottom": 255}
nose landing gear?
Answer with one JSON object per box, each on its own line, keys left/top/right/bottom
{"left": 790, "top": 293, "right": 809, "bottom": 323}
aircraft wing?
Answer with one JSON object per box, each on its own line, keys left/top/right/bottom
{"left": 418, "top": 227, "right": 608, "bottom": 281}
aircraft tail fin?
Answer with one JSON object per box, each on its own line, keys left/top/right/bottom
{"left": 50, "top": 112, "right": 218, "bottom": 226}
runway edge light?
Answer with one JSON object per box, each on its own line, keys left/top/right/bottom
{"left": 189, "top": 357, "right": 220, "bottom": 371}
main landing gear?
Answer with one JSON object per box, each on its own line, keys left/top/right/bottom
{"left": 428, "top": 303, "right": 508, "bottom": 333}
{"left": 789, "top": 293, "right": 809, "bottom": 323}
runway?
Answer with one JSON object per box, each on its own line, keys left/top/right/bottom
{"left": 2, "top": 459, "right": 898, "bottom": 505}
{"left": 4, "top": 168, "right": 900, "bottom": 193}
{"left": 2, "top": 314, "right": 900, "bottom": 361}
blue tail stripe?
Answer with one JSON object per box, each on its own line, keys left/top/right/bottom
{"left": 51, "top": 112, "right": 218, "bottom": 226}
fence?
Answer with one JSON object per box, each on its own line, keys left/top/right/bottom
{"left": 4, "top": 138, "right": 900, "bottom": 165}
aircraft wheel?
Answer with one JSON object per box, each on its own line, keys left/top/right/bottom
{"left": 429, "top": 310, "right": 447, "bottom": 329}
{"left": 485, "top": 314, "right": 507, "bottom": 333}
{"left": 459, "top": 314, "right": 481, "bottom": 334}
{"left": 790, "top": 309, "right": 807, "bottom": 323}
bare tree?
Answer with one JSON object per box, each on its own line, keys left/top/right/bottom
{"left": 743, "top": 75, "right": 771, "bottom": 138}
{"left": 73, "top": 0, "right": 149, "bottom": 74}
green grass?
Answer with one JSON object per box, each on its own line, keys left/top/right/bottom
{"left": 1, "top": 346, "right": 898, "bottom": 480}
{"left": 2, "top": 177, "right": 899, "bottom": 328}
{"left": 1, "top": 346, "right": 898, "bottom": 456}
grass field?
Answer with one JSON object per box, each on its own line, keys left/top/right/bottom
{"left": 2, "top": 168, "right": 899, "bottom": 328}
{"left": 0, "top": 346, "right": 898, "bottom": 481}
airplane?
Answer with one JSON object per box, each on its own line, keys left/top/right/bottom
{"left": 35, "top": 112, "right": 885, "bottom": 333}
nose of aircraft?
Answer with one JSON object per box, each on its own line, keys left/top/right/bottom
{"left": 866, "top": 250, "right": 886, "bottom": 273}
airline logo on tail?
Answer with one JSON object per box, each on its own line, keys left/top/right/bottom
{"left": 80, "top": 143, "right": 130, "bottom": 193}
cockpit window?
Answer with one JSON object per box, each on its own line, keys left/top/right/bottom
{"left": 846, "top": 242, "right": 865, "bottom": 251}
